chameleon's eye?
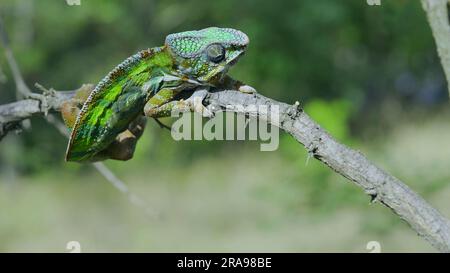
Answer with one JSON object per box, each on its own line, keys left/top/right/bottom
{"left": 206, "top": 44, "right": 225, "bottom": 63}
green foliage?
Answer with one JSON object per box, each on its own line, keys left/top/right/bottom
{"left": 277, "top": 98, "right": 358, "bottom": 212}
{"left": 305, "top": 99, "right": 353, "bottom": 142}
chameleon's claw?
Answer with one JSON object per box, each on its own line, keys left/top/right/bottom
{"left": 100, "top": 130, "right": 137, "bottom": 161}
{"left": 60, "top": 84, "right": 96, "bottom": 129}
{"left": 238, "top": 84, "right": 257, "bottom": 94}
{"left": 184, "top": 90, "right": 213, "bottom": 117}
{"left": 128, "top": 116, "right": 147, "bottom": 138}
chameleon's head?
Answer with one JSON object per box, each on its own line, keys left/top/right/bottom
{"left": 165, "top": 27, "right": 249, "bottom": 83}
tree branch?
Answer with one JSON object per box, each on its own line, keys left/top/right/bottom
{"left": 1, "top": 87, "right": 450, "bottom": 251}
{"left": 205, "top": 90, "right": 450, "bottom": 252}
{"left": 421, "top": 0, "right": 450, "bottom": 96}
{"left": 0, "top": 89, "right": 75, "bottom": 140}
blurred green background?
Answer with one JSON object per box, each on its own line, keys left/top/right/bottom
{"left": 1, "top": 0, "right": 450, "bottom": 252}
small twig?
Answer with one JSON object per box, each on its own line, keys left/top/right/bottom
{"left": 0, "top": 89, "right": 74, "bottom": 140}
{"left": 0, "top": 16, "right": 32, "bottom": 98}
{"left": 0, "top": 65, "right": 7, "bottom": 84}
{"left": 92, "top": 162, "right": 160, "bottom": 219}
{"left": 421, "top": 0, "right": 450, "bottom": 96}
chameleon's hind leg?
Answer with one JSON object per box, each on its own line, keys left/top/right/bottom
{"left": 60, "top": 84, "right": 94, "bottom": 129}
{"left": 145, "top": 100, "right": 190, "bottom": 118}
{"left": 93, "top": 116, "right": 147, "bottom": 161}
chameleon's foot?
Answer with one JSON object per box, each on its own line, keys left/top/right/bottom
{"left": 183, "top": 90, "right": 214, "bottom": 117}
{"left": 127, "top": 115, "right": 147, "bottom": 139}
{"left": 60, "top": 100, "right": 80, "bottom": 129}
{"left": 238, "top": 84, "right": 257, "bottom": 94}
{"left": 60, "top": 83, "right": 95, "bottom": 129}
{"left": 107, "top": 130, "right": 137, "bottom": 161}
{"left": 73, "top": 84, "right": 96, "bottom": 101}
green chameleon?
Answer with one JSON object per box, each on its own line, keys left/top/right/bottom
{"left": 61, "top": 27, "right": 255, "bottom": 162}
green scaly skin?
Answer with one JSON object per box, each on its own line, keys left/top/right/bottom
{"left": 64, "top": 27, "right": 250, "bottom": 162}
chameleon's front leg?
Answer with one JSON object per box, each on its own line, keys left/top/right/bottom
{"left": 144, "top": 75, "right": 254, "bottom": 119}
{"left": 145, "top": 76, "right": 255, "bottom": 119}
{"left": 143, "top": 88, "right": 178, "bottom": 118}
{"left": 144, "top": 89, "right": 213, "bottom": 118}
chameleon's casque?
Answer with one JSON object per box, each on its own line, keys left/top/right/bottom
{"left": 65, "top": 27, "right": 249, "bottom": 162}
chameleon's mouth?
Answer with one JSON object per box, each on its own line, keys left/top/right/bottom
{"left": 225, "top": 50, "right": 245, "bottom": 69}
{"left": 228, "top": 55, "right": 241, "bottom": 66}
{"left": 198, "top": 49, "right": 246, "bottom": 83}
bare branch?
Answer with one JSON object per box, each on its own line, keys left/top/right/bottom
{"left": 421, "top": 0, "right": 450, "bottom": 96}
{"left": 0, "top": 89, "right": 75, "bottom": 140}
{"left": 0, "top": 16, "right": 32, "bottom": 97}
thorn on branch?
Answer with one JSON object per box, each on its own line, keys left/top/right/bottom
{"left": 288, "top": 100, "right": 302, "bottom": 118}
{"left": 33, "top": 83, "right": 58, "bottom": 115}
{"left": 366, "top": 188, "right": 379, "bottom": 204}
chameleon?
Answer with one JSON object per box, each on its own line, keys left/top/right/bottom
{"left": 61, "top": 27, "right": 255, "bottom": 162}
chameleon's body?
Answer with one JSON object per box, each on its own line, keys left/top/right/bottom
{"left": 65, "top": 47, "right": 172, "bottom": 161}
{"left": 62, "top": 27, "right": 251, "bottom": 162}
